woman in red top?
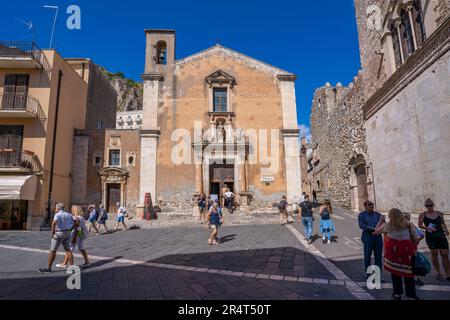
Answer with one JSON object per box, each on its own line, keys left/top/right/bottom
{"left": 373, "top": 208, "right": 421, "bottom": 300}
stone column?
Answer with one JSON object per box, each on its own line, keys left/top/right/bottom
{"left": 278, "top": 75, "right": 302, "bottom": 204}
{"left": 194, "top": 150, "right": 203, "bottom": 195}
{"left": 406, "top": 3, "right": 418, "bottom": 51}
{"left": 139, "top": 73, "right": 162, "bottom": 206}
{"left": 394, "top": 18, "right": 405, "bottom": 63}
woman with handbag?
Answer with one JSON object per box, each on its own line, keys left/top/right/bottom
{"left": 373, "top": 208, "right": 422, "bottom": 300}
{"left": 418, "top": 199, "right": 450, "bottom": 282}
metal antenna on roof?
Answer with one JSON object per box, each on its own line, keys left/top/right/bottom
{"left": 16, "top": 18, "right": 36, "bottom": 42}
{"left": 43, "top": 5, "right": 59, "bottom": 48}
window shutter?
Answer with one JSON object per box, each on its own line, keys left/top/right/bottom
{"left": 2, "top": 75, "right": 16, "bottom": 109}
{"left": 0, "top": 126, "right": 10, "bottom": 149}
{"left": 8, "top": 126, "right": 24, "bottom": 150}
{"left": 14, "top": 75, "right": 29, "bottom": 108}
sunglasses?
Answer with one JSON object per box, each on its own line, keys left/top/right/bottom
{"left": 425, "top": 205, "right": 433, "bottom": 208}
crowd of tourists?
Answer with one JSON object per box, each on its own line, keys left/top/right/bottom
{"left": 37, "top": 202, "right": 129, "bottom": 274}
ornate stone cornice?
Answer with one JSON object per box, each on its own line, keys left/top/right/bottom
{"left": 141, "top": 73, "right": 164, "bottom": 81}
{"left": 205, "top": 69, "right": 237, "bottom": 88}
{"left": 277, "top": 74, "right": 297, "bottom": 82}
{"left": 140, "top": 129, "right": 161, "bottom": 138}
{"left": 144, "top": 29, "right": 175, "bottom": 34}
{"left": 364, "top": 17, "right": 450, "bottom": 120}
{"left": 282, "top": 129, "right": 300, "bottom": 137}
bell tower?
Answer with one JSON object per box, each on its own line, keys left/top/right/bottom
{"left": 139, "top": 29, "right": 175, "bottom": 209}
{"left": 144, "top": 29, "right": 175, "bottom": 79}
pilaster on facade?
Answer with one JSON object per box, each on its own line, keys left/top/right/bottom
{"left": 278, "top": 74, "right": 302, "bottom": 202}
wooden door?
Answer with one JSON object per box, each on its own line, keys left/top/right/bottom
{"left": 107, "top": 184, "right": 121, "bottom": 213}
{"left": 355, "top": 164, "right": 369, "bottom": 211}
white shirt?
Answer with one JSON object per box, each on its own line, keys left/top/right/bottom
{"left": 224, "top": 191, "right": 234, "bottom": 198}
{"left": 117, "top": 206, "right": 127, "bottom": 217}
{"left": 54, "top": 211, "right": 75, "bottom": 232}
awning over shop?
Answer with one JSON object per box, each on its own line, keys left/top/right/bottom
{"left": 0, "top": 175, "right": 38, "bottom": 201}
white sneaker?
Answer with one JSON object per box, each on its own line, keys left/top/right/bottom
{"left": 55, "top": 264, "right": 67, "bottom": 269}
{"left": 327, "top": 239, "right": 331, "bottom": 244}
{"left": 322, "top": 236, "right": 326, "bottom": 241}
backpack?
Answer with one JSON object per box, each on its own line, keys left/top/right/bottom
{"left": 278, "top": 200, "right": 287, "bottom": 211}
{"left": 412, "top": 252, "right": 432, "bottom": 276}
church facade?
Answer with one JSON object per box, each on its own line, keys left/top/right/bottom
{"left": 72, "top": 30, "right": 302, "bottom": 215}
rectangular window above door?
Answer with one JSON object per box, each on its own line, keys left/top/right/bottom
{"left": 109, "top": 149, "right": 121, "bottom": 166}
{"left": 213, "top": 88, "right": 228, "bottom": 112}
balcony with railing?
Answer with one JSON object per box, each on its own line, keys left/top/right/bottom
{"left": 0, "top": 149, "right": 41, "bottom": 173}
{"left": 0, "top": 41, "right": 50, "bottom": 69}
{"left": 0, "top": 94, "right": 47, "bottom": 121}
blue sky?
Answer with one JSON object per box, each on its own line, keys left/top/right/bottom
{"left": 0, "top": 0, "right": 361, "bottom": 135}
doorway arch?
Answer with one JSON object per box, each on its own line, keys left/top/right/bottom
{"left": 349, "top": 154, "right": 369, "bottom": 212}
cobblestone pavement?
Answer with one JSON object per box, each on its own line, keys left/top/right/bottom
{"left": 0, "top": 208, "right": 449, "bottom": 300}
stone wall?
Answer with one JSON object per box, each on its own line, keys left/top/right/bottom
{"left": 85, "top": 62, "right": 117, "bottom": 130}
{"left": 310, "top": 77, "right": 366, "bottom": 209}
{"left": 310, "top": 1, "right": 450, "bottom": 212}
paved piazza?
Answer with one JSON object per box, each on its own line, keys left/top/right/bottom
{"left": 1, "top": 208, "right": 449, "bottom": 300}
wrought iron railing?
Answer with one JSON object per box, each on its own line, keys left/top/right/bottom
{"left": 0, "top": 41, "right": 51, "bottom": 69}
{"left": 0, "top": 94, "right": 47, "bottom": 120}
{"left": 0, "top": 149, "right": 40, "bottom": 172}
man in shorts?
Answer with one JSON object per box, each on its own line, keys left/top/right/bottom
{"left": 38, "top": 203, "right": 78, "bottom": 274}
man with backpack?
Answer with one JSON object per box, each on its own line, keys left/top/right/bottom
{"left": 298, "top": 195, "right": 315, "bottom": 244}
{"left": 278, "top": 195, "right": 289, "bottom": 226}
{"left": 97, "top": 204, "right": 109, "bottom": 234}
{"left": 87, "top": 204, "right": 100, "bottom": 235}
{"left": 197, "top": 193, "right": 207, "bottom": 224}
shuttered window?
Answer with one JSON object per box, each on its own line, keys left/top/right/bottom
{"left": 2, "top": 74, "right": 29, "bottom": 109}
{"left": 0, "top": 126, "right": 24, "bottom": 150}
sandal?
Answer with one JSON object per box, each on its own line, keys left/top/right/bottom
{"left": 436, "top": 274, "right": 444, "bottom": 281}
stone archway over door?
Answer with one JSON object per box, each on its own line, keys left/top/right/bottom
{"left": 349, "top": 153, "right": 371, "bottom": 212}
{"left": 355, "top": 164, "right": 369, "bottom": 211}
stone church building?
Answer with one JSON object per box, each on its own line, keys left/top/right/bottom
{"left": 310, "top": 0, "right": 449, "bottom": 213}
{"left": 72, "top": 30, "right": 302, "bottom": 215}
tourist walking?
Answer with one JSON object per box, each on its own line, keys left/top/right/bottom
{"left": 115, "top": 203, "right": 128, "bottom": 231}
{"left": 198, "top": 193, "right": 207, "bottom": 224}
{"left": 97, "top": 204, "right": 109, "bottom": 234}
{"left": 319, "top": 200, "right": 335, "bottom": 244}
{"left": 224, "top": 188, "right": 235, "bottom": 213}
{"left": 38, "top": 203, "right": 78, "bottom": 274}
{"left": 278, "top": 195, "right": 289, "bottom": 226}
{"left": 221, "top": 184, "right": 230, "bottom": 208}
{"left": 298, "top": 195, "right": 315, "bottom": 244}
{"left": 206, "top": 196, "right": 214, "bottom": 212}
{"left": 207, "top": 202, "right": 223, "bottom": 245}
{"left": 373, "top": 208, "right": 422, "bottom": 300}
{"left": 87, "top": 204, "right": 99, "bottom": 235}
{"left": 56, "top": 205, "right": 91, "bottom": 269}
{"left": 358, "top": 200, "right": 383, "bottom": 279}
{"left": 418, "top": 199, "right": 450, "bottom": 281}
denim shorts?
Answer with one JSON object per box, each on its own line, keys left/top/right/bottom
{"left": 50, "top": 231, "right": 71, "bottom": 252}
{"left": 117, "top": 216, "right": 125, "bottom": 223}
